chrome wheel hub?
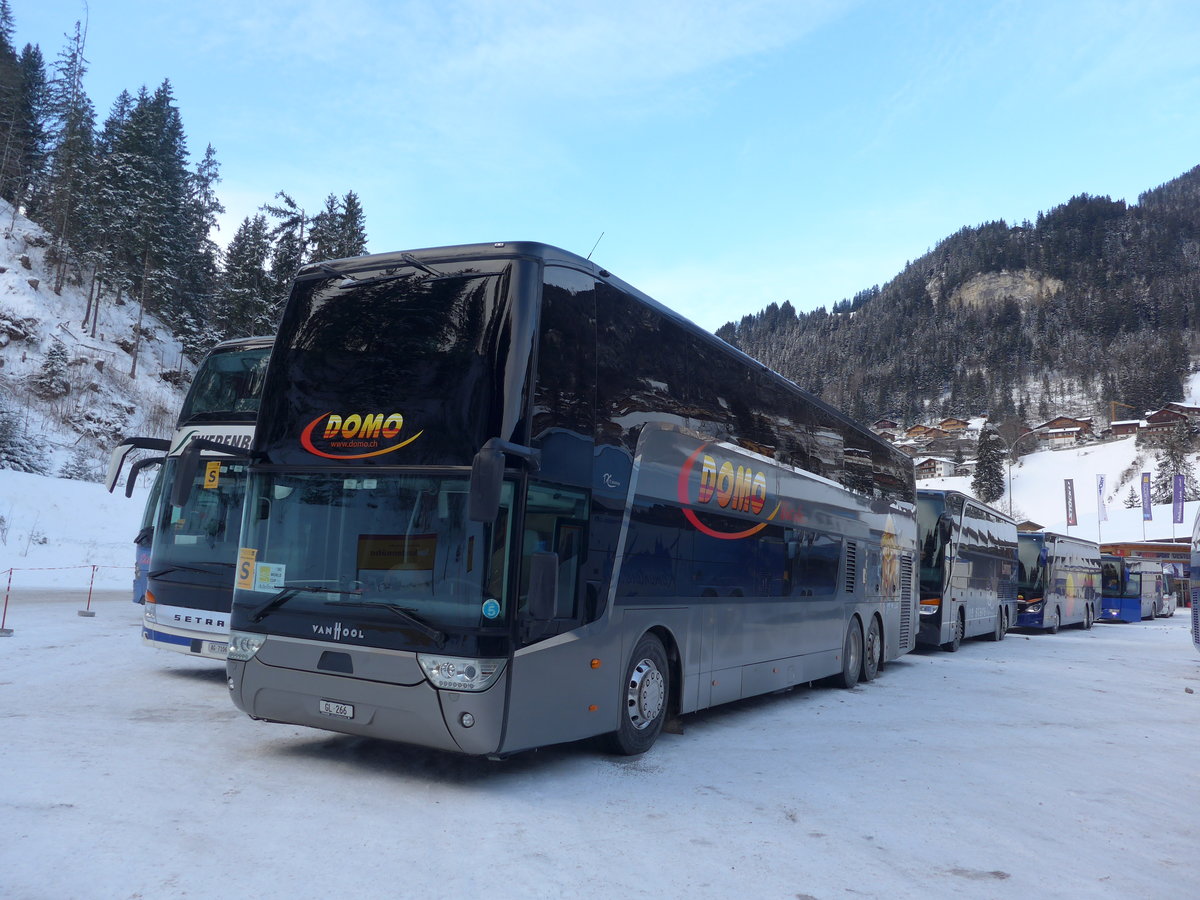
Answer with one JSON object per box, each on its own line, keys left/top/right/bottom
{"left": 625, "top": 658, "right": 665, "bottom": 730}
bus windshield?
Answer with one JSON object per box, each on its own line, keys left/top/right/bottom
{"left": 1101, "top": 560, "right": 1141, "bottom": 599}
{"left": 917, "top": 493, "right": 948, "bottom": 595}
{"left": 257, "top": 261, "right": 522, "bottom": 468}
{"left": 1017, "top": 537, "right": 1046, "bottom": 596}
{"left": 151, "top": 457, "right": 249, "bottom": 575}
{"left": 180, "top": 345, "right": 272, "bottom": 422}
{"left": 237, "top": 472, "right": 514, "bottom": 631}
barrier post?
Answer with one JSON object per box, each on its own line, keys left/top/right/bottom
{"left": 78, "top": 565, "right": 97, "bottom": 617}
{"left": 1, "top": 567, "right": 12, "bottom": 635}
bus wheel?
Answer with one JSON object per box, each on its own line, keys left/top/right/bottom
{"left": 990, "top": 608, "right": 1005, "bottom": 642}
{"left": 834, "top": 619, "right": 863, "bottom": 689}
{"left": 862, "top": 615, "right": 882, "bottom": 682}
{"left": 608, "top": 634, "right": 669, "bottom": 756}
{"left": 1047, "top": 609, "right": 1060, "bottom": 634}
{"left": 941, "top": 610, "right": 964, "bottom": 652}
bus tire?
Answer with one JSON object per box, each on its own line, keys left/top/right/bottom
{"left": 834, "top": 619, "right": 863, "bottom": 689}
{"left": 1047, "top": 608, "right": 1060, "bottom": 634}
{"left": 608, "top": 633, "right": 669, "bottom": 756}
{"left": 941, "top": 609, "right": 964, "bottom": 652}
{"left": 989, "top": 607, "right": 1004, "bottom": 641}
{"left": 862, "top": 615, "right": 882, "bottom": 682}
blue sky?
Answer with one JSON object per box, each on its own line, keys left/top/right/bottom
{"left": 16, "top": 0, "right": 1200, "bottom": 332}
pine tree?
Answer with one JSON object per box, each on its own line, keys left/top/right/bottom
{"left": 971, "top": 427, "right": 1006, "bottom": 505}
{"left": 1151, "top": 422, "right": 1199, "bottom": 503}
{"left": 307, "top": 192, "right": 342, "bottom": 263}
{"left": 0, "top": 0, "right": 23, "bottom": 202}
{"left": 31, "top": 339, "right": 70, "bottom": 398}
{"left": 337, "top": 190, "right": 368, "bottom": 257}
{"left": 58, "top": 444, "right": 97, "bottom": 481}
{"left": 0, "top": 396, "right": 47, "bottom": 473}
{"left": 1123, "top": 485, "right": 1140, "bottom": 509}
{"left": 29, "top": 21, "right": 95, "bottom": 293}
{"left": 214, "top": 214, "right": 273, "bottom": 337}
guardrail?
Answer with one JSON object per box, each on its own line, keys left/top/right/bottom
{"left": 1, "top": 564, "right": 133, "bottom": 635}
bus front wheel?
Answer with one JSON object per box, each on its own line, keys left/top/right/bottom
{"left": 608, "top": 634, "right": 669, "bottom": 756}
{"left": 1047, "top": 608, "right": 1060, "bottom": 634}
{"left": 941, "top": 610, "right": 964, "bottom": 652}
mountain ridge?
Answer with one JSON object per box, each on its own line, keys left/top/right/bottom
{"left": 718, "top": 164, "right": 1200, "bottom": 427}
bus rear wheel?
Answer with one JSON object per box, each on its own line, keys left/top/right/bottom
{"left": 608, "top": 634, "right": 669, "bottom": 756}
{"left": 989, "top": 607, "right": 1005, "bottom": 641}
{"left": 862, "top": 615, "right": 882, "bottom": 682}
{"left": 834, "top": 619, "right": 863, "bottom": 689}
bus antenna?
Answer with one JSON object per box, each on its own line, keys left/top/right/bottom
{"left": 586, "top": 232, "right": 605, "bottom": 260}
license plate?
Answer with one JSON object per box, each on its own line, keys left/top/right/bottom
{"left": 319, "top": 699, "right": 354, "bottom": 719}
{"left": 205, "top": 641, "right": 227, "bottom": 656}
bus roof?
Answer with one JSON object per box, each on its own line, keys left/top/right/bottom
{"left": 298, "top": 242, "right": 899, "bottom": 465}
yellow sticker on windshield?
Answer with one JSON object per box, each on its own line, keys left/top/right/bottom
{"left": 204, "top": 460, "right": 221, "bottom": 489}
{"left": 236, "top": 548, "right": 257, "bottom": 590}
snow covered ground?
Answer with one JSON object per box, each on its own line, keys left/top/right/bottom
{"left": 1, "top": 589, "right": 1196, "bottom": 899}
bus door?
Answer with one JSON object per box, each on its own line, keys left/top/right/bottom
{"left": 504, "top": 483, "right": 617, "bottom": 752}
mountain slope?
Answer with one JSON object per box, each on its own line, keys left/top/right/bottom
{"left": 718, "top": 165, "right": 1200, "bottom": 425}
{"left": 0, "top": 198, "right": 191, "bottom": 480}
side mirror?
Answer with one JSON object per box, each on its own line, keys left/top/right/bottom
{"left": 125, "top": 456, "right": 165, "bottom": 498}
{"left": 105, "top": 436, "right": 171, "bottom": 493}
{"left": 468, "top": 447, "right": 505, "bottom": 522}
{"left": 527, "top": 551, "right": 559, "bottom": 621}
{"left": 170, "top": 442, "right": 204, "bottom": 508}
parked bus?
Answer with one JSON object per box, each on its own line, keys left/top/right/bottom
{"left": 916, "top": 489, "right": 1017, "bottom": 650}
{"left": 107, "top": 336, "right": 272, "bottom": 658}
{"left": 212, "top": 242, "right": 919, "bottom": 757}
{"left": 1191, "top": 509, "right": 1200, "bottom": 655}
{"left": 131, "top": 465, "right": 165, "bottom": 604}
{"left": 1015, "top": 532, "right": 1101, "bottom": 632}
{"left": 1157, "top": 570, "right": 1179, "bottom": 618}
{"left": 1099, "top": 555, "right": 1162, "bottom": 623}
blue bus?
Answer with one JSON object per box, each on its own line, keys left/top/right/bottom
{"left": 107, "top": 336, "right": 272, "bottom": 657}
{"left": 916, "top": 489, "right": 1018, "bottom": 650}
{"left": 1016, "top": 532, "right": 1101, "bottom": 632}
{"left": 1099, "top": 555, "right": 1161, "bottom": 623}
{"left": 202, "top": 242, "right": 920, "bottom": 757}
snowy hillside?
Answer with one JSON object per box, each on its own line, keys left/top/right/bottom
{"left": 922, "top": 430, "right": 1200, "bottom": 542}
{"left": 0, "top": 197, "right": 192, "bottom": 480}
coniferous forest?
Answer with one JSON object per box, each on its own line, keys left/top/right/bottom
{"left": 0, "top": 2, "right": 368, "bottom": 358}
{"left": 718, "top": 167, "right": 1200, "bottom": 426}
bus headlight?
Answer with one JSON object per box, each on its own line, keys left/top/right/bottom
{"left": 418, "top": 654, "right": 506, "bottom": 692}
{"left": 227, "top": 631, "right": 266, "bottom": 661}
{"left": 1025, "top": 602, "right": 1043, "bottom": 613}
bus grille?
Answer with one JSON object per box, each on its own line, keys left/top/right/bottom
{"left": 844, "top": 541, "right": 857, "bottom": 593}
{"left": 899, "top": 554, "right": 914, "bottom": 646}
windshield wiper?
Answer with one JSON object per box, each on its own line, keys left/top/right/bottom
{"left": 400, "top": 252, "right": 442, "bottom": 276}
{"left": 248, "top": 585, "right": 358, "bottom": 623}
{"left": 331, "top": 600, "right": 445, "bottom": 647}
{"left": 149, "top": 563, "right": 230, "bottom": 578}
